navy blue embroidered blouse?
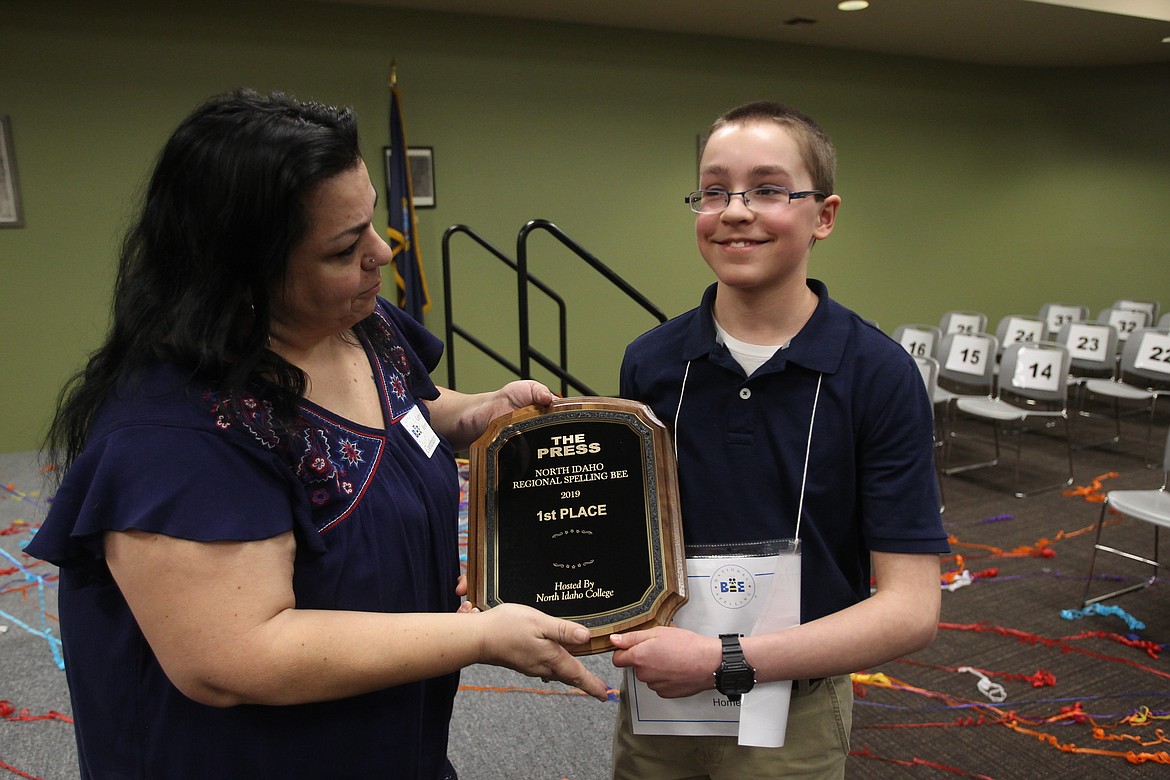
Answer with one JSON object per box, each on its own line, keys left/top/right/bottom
{"left": 27, "top": 299, "right": 463, "bottom": 779}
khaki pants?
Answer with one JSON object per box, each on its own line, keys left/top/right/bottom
{"left": 611, "top": 675, "right": 853, "bottom": 780}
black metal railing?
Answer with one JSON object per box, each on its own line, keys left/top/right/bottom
{"left": 441, "top": 219, "right": 667, "bottom": 396}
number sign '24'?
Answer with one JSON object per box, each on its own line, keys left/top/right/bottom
{"left": 1003, "top": 316, "right": 1043, "bottom": 345}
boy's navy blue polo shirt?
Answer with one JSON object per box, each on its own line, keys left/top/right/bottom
{"left": 620, "top": 280, "right": 949, "bottom": 623}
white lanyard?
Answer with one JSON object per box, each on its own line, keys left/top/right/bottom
{"left": 674, "top": 361, "right": 823, "bottom": 542}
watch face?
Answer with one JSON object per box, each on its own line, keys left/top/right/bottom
{"left": 718, "top": 668, "right": 754, "bottom": 695}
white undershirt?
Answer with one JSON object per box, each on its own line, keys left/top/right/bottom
{"left": 714, "top": 319, "right": 789, "bottom": 376}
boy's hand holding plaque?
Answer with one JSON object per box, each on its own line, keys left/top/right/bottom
{"left": 467, "top": 397, "right": 687, "bottom": 655}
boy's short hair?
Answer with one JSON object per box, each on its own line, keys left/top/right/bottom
{"left": 708, "top": 100, "right": 837, "bottom": 196}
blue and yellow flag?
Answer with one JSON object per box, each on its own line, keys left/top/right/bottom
{"left": 387, "top": 81, "right": 430, "bottom": 321}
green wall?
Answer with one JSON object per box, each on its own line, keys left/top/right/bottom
{"left": 3, "top": 0, "right": 1168, "bottom": 453}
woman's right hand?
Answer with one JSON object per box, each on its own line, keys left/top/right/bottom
{"left": 107, "top": 528, "right": 611, "bottom": 706}
{"left": 473, "top": 603, "right": 610, "bottom": 701}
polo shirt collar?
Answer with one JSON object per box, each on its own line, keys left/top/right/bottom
{"left": 683, "top": 279, "right": 849, "bottom": 376}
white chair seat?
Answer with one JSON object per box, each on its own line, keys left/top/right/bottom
{"left": 933, "top": 386, "right": 958, "bottom": 405}
{"left": 1107, "top": 488, "right": 1170, "bottom": 527}
{"left": 1083, "top": 377, "right": 1154, "bottom": 401}
{"left": 955, "top": 397, "right": 1064, "bottom": 422}
{"left": 1080, "top": 328, "right": 1170, "bottom": 465}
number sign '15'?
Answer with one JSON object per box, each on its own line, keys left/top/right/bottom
{"left": 944, "top": 334, "right": 990, "bottom": 376}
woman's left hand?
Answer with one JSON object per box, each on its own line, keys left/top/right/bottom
{"left": 455, "top": 574, "right": 478, "bottom": 614}
{"left": 426, "top": 380, "right": 556, "bottom": 450}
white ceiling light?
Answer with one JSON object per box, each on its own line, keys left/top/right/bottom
{"left": 838, "top": 0, "right": 870, "bottom": 9}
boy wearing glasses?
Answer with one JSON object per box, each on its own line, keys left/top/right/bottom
{"left": 608, "top": 101, "right": 948, "bottom": 778}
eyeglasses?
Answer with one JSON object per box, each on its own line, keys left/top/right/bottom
{"left": 685, "top": 187, "right": 825, "bottom": 214}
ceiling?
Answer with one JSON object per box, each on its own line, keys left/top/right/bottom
{"left": 311, "top": 0, "right": 1170, "bottom": 67}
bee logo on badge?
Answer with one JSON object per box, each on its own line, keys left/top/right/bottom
{"left": 710, "top": 564, "right": 755, "bottom": 609}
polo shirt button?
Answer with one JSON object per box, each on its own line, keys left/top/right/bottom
{"left": 739, "top": 388, "right": 751, "bottom": 400}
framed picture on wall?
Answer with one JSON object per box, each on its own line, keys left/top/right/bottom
{"left": 407, "top": 146, "right": 435, "bottom": 208}
{"left": 0, "top": 115, "right": 25, "bottom": 228}
{"left": 383, "top": 145, "right": 436, "bottom": 209}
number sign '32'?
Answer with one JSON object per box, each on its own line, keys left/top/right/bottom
{"left": 1106, "top": 308, "right": 1144, "bottom": 338}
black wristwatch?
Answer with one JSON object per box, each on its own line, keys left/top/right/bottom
{"left": 714, "top": 633, "right": 755, "bottom": 701}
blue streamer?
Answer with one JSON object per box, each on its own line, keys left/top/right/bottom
{"left": 0, "top": 545, "right": 66, "bottom": 670}
{"left": 1059, "top": 602, "right": 1146, "bottom": 632}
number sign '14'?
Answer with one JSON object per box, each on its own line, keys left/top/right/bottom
{"left": 1012, "top": 346, "right": 1062, "bottom": 392}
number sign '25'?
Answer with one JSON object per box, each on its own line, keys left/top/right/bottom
{"left": 945, "top": 314, "right": 982, "bottom": 335}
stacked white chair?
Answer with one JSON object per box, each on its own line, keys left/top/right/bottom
{"left": 1082, "top": 326, "right": 1170, "bottom": 466}
{"left": 1082, "top": 425, "right": 1170, "bottom": 606}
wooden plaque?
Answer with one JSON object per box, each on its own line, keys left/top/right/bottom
{"left": 467, "top": 397, "right": 687, "bottom": 655}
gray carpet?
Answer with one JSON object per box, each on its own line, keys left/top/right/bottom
{"left": 2, "top": 406, "right": 1168, "bottom": 779}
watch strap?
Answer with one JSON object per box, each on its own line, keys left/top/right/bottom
{"left": 715, "top": 632, "right": 754, "bottom": 701}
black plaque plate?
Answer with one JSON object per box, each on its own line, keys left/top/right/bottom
{"left": 467, "top": 397, "right": 687, "bottom": 655}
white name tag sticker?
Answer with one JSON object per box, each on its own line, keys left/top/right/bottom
{"left": 402, "top": 404, "right": 440, "bottom": 457}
